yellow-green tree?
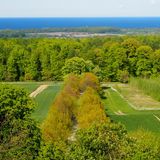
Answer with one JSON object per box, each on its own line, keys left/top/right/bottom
{"left": 77, "top": 87, "right": 109, "bottom": 129}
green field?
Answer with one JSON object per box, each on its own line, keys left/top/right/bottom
{"left": 1, "top": 82, "right": 62, "bottom": 123}
{"left": 103, "top": 87, "right": 160, "bottom": 134}
{"left": 32, "top": 83, "right": 62, "bottom": 122}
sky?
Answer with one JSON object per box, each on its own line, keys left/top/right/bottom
{"left": 0, "top": 0, "right": 160, "bottom": 17}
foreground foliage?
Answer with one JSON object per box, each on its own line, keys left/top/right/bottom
{"left": 0, "top": 85, "right": 41, "bottom": 160}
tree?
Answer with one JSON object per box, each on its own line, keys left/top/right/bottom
{"left": 136, "top": 46, "right": 153, "bottom": 78}
{"left": 62, "top": 57, "right": 86, "bottom": 76}
{"left": 151, "top": 49, "right": 160, "bottom": 76}
{"left": 67, "top": 123, "right": 134, "bottom": 160}
{"left": 77, "top": 87, "right": 108, "bottom": 129}
{"left": 80, "top": 72, "right": 100, "bottom": 93}
{"left": 0, "top": 85, "right": 41, "bottom": 160}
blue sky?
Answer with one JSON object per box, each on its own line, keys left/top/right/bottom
{"left": 0, "top": 0, "right": 160, "bottom": 17}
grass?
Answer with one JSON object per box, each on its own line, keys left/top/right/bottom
{"left": 32, "top": 83, "right": 62, "bottom": 123}
{"left": 103, "top": 87, "right": 160, "bottom": 134}
{"left": 130, "top": 77, "right": 160, "bottom": 102}
{"left": 1, "top": 82, "right": 62, "bottom": 123}
{"left": 0, "top": 82, "right": 40, "bottom": 93}
{"left": 114, "top": 83, "right": 160, "bottom": 110}
{"left": 104, "top": 88, "right": 135, "bottom": 114}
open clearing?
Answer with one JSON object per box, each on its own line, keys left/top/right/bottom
{"left": 103, "top": 84, "right": 160, "bottom": 134}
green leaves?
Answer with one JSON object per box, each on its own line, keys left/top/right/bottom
{"left": 0, "top": 85, "right": 41, "bottom": 160}
{"left": 62, "top": 57, "right": 87, "bottom": 76}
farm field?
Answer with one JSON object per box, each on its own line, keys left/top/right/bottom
{"left": 103, "top": 84, "right": 160, "bottom": 134}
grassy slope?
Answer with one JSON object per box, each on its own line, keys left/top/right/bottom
{"left": 32, "top": 83, "right": 62, "bottom": 123}
{"left": 103, "top": 88, "right": 160, "bottom": 134}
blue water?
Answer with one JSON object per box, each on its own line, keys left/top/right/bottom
{"left": 0, "top": 17, "right": 160, "bottom": 29}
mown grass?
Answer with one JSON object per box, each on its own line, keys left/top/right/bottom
{"left": 103, "top": 88, "right": 135, "bottom": 114}
{"left": 32, "top": 83, "right": 62, "bottom": 123}
{"left": 130, "top": 77, "right": 160, "bottom": 101}
{"left": 114, "top": 83, "right": 160, "bottom": 109}
{"left": 103, "top": 87, "right": 160, "bottom": 134}
{"left": 0, "top": 82, "right": 40, "bottom": 93}
{"left": 110, "top": 114, "right": 160, "bottom": 134}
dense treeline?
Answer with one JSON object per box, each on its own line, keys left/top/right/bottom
{"left": 0, "top": 35, "right": 160, "bottom": 82}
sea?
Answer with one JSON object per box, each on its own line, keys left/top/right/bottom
{"left": 0, "top": 17, "right": 160, "bottom": 30}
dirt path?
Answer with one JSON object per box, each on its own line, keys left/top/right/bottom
{"left": 154, "top": 115, "right": 160, "bottom": 122}
{"left": 68, "top": 124, "right": 78, "bottom": 141}
{"left": 29, "top": 85, "right": 48, "bottom": 98}
{"left": 114, "top": 110, "right": 126, "bottom": 116}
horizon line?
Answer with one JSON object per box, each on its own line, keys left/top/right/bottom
{"left": 0, "top": 16, "right": 160, "bottom": 18}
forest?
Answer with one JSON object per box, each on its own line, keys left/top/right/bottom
{"left": 0, "top": 35, "right": 160, "bottom": 82}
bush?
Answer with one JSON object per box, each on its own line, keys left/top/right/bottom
{"left": 0, "top": 85, "right": 41, "bottom": 160}
{"left": 67, "top": 122, "right": 134, "bottom": 160}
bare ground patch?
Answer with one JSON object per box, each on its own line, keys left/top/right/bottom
{"left": 29, "top": 85, "right": 48, "bottom": 98}
{"left": 114, "top": 110, "right": 126, "bottom": 116}
{"left": 154, "top": 115, "right": 160, "bottom": 122}
{"left": 114, "top": 84, "right": 160, "bottom": 110}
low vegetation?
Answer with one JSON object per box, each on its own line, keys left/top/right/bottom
{"left": 130, "top": 77, "right": 160, "bottom": 101}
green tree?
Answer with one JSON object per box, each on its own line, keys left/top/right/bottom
{"left": 0, "top": 85, "right": 41, "bottom": 160}
{"left": 67, "top": 123, "right": 134, "bottom": 160}
{"left": 136, "top": 46, "right": 153, "bottom": 78}
{"left": 62, "top": 57, "right": 86, "bottom": 76}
